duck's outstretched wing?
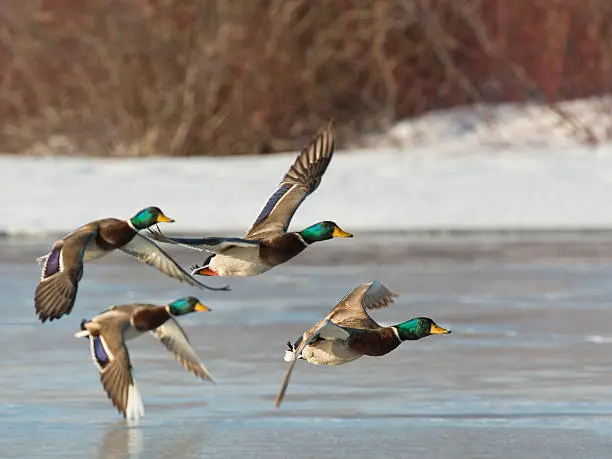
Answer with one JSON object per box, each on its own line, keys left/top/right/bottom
{"left": 119, "top": 233, "right": 230, "bottom": 291}
{"left": 82, "top": 323, "right": 145, "bottom": 421}
{"left": 34, "top": 227, "right": 98, "bottom": 322}
{"left": 327, "top": 281, "right": 399, "bottom": 329}
{"left": 245, "top": 125, "right": 335, "bottom": 240}
{"left": 151, "top": 318, "right": 215, "bottom": 382}
{"left": 146, "top": 228, "right": 260, "bottom": 254}
{"left": 275, "top": 319, "right": 349, "bottom": 408}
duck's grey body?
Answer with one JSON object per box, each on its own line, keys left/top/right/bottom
{"left": 207, "top": 250, "right": 272, "bottom": 277}
{"left": 147, "top": 125, "right": 352, "bottom": 277}
{"left": 300, "top": 339, "right": 363, "bottom": 366}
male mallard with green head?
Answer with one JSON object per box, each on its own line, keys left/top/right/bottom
{"left": 35, "top": 206, "right": 229, "bottom": 323}
{"left": 147, "top": 125, "right": 353, "bottom": 277}
{"left": 75, "top": 296, "right": 215, "bottom": 421}
{"left": 275, "top": 281, "right": 451, "bottom": 408}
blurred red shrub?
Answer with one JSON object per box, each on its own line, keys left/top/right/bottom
{"left": 1, "top": 0, "right": 611, "bottom": 155}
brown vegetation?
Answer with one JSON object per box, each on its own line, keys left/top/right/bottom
{"left": 1, "top": 0, "right": 612, "bottom": 156}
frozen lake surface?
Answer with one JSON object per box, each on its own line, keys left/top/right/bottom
{"left": 2, "top": 233, "right": 612, "bottom": 458}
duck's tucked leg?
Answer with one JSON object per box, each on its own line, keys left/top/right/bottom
{"left": 192, "top": 266, "right": 220, "bottom": 276}
{"left": 284, "top": 340, "right": 307, "bottom": 362}
{"left": 191, "top": 255, "right": 219, "bottom": 276}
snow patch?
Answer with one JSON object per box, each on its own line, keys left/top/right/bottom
{"left": 4, "top": 97, "right": 612, "bottom": 235}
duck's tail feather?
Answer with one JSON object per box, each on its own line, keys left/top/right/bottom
{"left": 125, "top": 380, "right": 145, "bottom": 423}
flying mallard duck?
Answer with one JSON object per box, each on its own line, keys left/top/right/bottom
{"left": 147, "top": 125, "right": 353, "bottom": 277}
{"left": 75, "top": 296, "right": 215, "bottom": 421}
{"left": 35, "top": 206, "right": 229, "bottom": 323}
{"left": 275, "top": 281, "right": 451, "bottom": 408}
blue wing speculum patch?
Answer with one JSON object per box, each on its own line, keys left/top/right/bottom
{"left": 43, "top": 246, "right": 62, "bottom": 278}
{"left": 92, "top": 336, "right": 110, "bottom": 369}
{"left": 253, "top": 183, "right": 293, "bottom": 226}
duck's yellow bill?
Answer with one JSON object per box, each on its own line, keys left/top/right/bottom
{"left": 157, "top": 213, "right": 175, "bottom": 223}
{"left": 430, "top": 324, "right": 451, "bottom": 335}
{"left": 194, "top": 302, "right": 212, "bottom": 312}
{"left": 332, "top": 226, "right": 353, "bottom": 238}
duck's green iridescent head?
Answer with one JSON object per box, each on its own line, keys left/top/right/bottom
{"left": 167, "top": 297, "right": 211, "bottom": 316}
{"left": 299, "top": 221, "right": 353, "bottom": 244}
{"left": 394, "top": 317, "right": 451, "bottom": 341}
{"left": 130, "top": 206, "right": 174, "bottom": 230}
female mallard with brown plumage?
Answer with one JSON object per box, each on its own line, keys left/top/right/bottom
{"left": 75, "top": 296, "right": 215, "bottom": 422}
{"left": 34, "top": 206, "right": 229, "bottom": 323}
{"left": 147, "top": 125, "right": 353, "bottom": 277}
{"left": 275, "top": 281, "right": 451, "bottom": 408}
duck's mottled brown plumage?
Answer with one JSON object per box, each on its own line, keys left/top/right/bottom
{"left": 78, "top": 300, "right": 215, "bottom": 420}
{"left": 34, "top": 218, "right": 137, "bottom": 323}
{"left": 34, "top": 209, "right": 224, "bottom": 323}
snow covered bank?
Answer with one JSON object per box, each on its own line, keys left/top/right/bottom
{"left": 5, "top": 97, "right": 612, "bottom": 236}
{"left": 3, "top": 143, "right": 612, "bottom": 236}
{"left": 363, "top": 96, "right": 612, "bottom": 151}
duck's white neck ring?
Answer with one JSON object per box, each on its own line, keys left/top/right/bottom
{"left": 391, "top": 326, "right": 402, "bottom": 343}
{"left": 127, "top": 219, "right": 137, "bottom": 231}
{"left": 295, "top": 233, "right": 310, "bottom": 246}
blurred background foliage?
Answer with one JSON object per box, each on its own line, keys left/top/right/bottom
{"left": 1, "top": 0, "right": 612, "bottom": 156}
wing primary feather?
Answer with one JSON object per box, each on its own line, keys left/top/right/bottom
{"left": 275, "top": 354, "right": 299, "bottom": 408}
{"left": 146, "top": 229, "right": 258, "bottom": 254}
{"left": 152, "top": 319, "right": 216, "bottom": 382}
{"left": 34, "top": 229, "right": 98, "bottom": 322}
{"left": 275, "top": 318, "right": 344, "bottom": 408}
{"left": 252, "top": 183, "right": 293, "bottom": 227}
{"left": 361, "top": 281, "right": 399, "bottom": 310}
{"left": 245, "top": 125, "right": 335, "bottom": 239}
{"left": 119, "top": 233, "right": 230, "bottom": 291}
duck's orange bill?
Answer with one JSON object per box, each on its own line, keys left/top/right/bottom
{"left": 157, "top": 213, "right": 175, "bottom": 223}
{"left": 194, "top": 302, "right": 212, "bottom": 312}
{"left": 430, "top": 324, "right": 451, "bottom": 334}
{"left": 194, "top": 267, "right": 220, "bottom": 276}
{"left": 332, "top": 226, "right": 353, "bottom": 238}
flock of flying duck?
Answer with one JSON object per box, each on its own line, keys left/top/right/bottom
{"left": 33, "top": 125, "right": 451, "bottom": 421}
